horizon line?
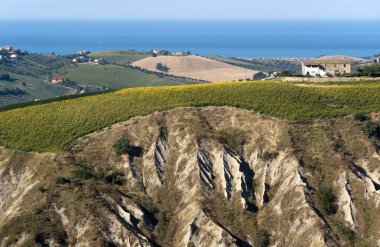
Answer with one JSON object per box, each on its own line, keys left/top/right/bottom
{"left": 0, "top": 18, "right": 379, "bottom": 21}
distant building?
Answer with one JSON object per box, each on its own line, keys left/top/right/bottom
{"left": 0, "top": 46, "right": 13, "bottom": 52}
{"left": 152, "top": 49, "right": 170, "bottom": 55}
{"left": 72, "top": 56, "right": 88, "bottom": 64}
{"left": 0, "top": 55, "right": 4, "bottom": 60}
{"left": 374, "top": 58, "right": 380, "bottom": 64}
{"left": 171, "top": 51, "right": 186, "bottom": 56}
{"left": 46, "top": 53, "right": 57, "bottom": 58}
{"left": 10, "top": 54, "right": 19, "bottom": 59}
{"left": 302, "top": 59, "right": 351, "bottom": 77}
{"left": 152, "top": 49, "right": 162, "bottom": 54}
{"left": 93, "top": 58, "right": 105, "bottom": 65}
{"left": 77, "top": 50, "right": 90, "bottom": 55}
{"left": 50, "top": 75, "right": 64, "bottom": 84}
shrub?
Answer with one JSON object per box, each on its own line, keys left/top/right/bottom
{"left": 254, "top": 228, "right": 270, "bottom": 247}
{"left": 72, "top": 168, "right": 93, "bottom": 180}
{"left": 72, "top": 164, "right": 125, "bottom": 185}
{"left": 55, "top": 176, "right": 70, "bottom": 184}
{"left": 353, "top": 112, "right": 368, "bottom": 122}
{"left": 114, "top": 137, "right": 131, "bottom": 156}
{"left": 257, "top": 151, "right": 279, "bottom": 161}
{"left": 363, "top": 120, "right": 380, "bottom": 139}
{"left": 38, "top": 186, "right": 47, "bottom": 193}
{"left": 105, "top": 171, "right": 125, "bottom": 185}
{"left": 318, "top": 185, "right": 337, "bottom": 215}
{"left": 156, "top": 63, "right": 169, "bottom": 72}
{"left": 336, "top": 222, "right": 356, "bottom": 242}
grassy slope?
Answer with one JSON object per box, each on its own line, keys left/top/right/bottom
{"left": 0, "top": 73, "right": 71, "bottom": 108}
{"left": 0, "top": 55, "right": 73, "bottom": 107}
{"left": 1, "top": 80, "right": 380, "bottom": 152}
{"left": 88, "top": 50, "right": 150, "bottom": 65}
{"left": 58, "top": 64, "right": 199, "bottom": 89}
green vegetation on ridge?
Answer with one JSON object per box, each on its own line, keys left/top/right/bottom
{"left": 57, "top": 64, "right": 198, "bottom": 89}
{"left": 88, "top": 50, "right": 150, "bottom": 65}
{"left": 1, "top": 80, "right": 380, "bottom": 152}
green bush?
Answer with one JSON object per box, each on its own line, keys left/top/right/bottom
{"left": 257, "top": 151, "right": 279, "bottom": 161}
{"left": 254, "top": 228, "right": 270, "bottom": 247}
{"left": 363, "top": 120, "right": 380, "bottom": 139}
{"left": 357, "top": 64, "right": 380, "bottom": 77}
{"left": 55, "top": 176, "right": 70, "bottom": 184}
{"left": 318, "top": 185, "right": 337, "bottom": 215}
{"left": 336, "top": 222, "right": 356, "bottom": 242}
{"left": 72, "top": 165, "right": 125, "bottom": 185}
{"left": 353, "top": 112, "right": 368, "bottom": 122}
{"left": 72, "top": 168, "right": 93, "bottom": 180}
{"left": 156, "top": 63, "right": 169, "bottom": 72}
{"left": 114, "top": 137, "right": 131, "bottom": 156}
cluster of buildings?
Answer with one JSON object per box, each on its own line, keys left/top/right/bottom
{"left": 151, "top": 49, "right": 189, "bottom": 56}
{"left": 72, "top": 50, "right": 105, "bottom": 65}
{"left": 0, "top": 46, "right": 21, "bottom": 60}
{"left": 301, "top": 59, "right": 351, "bottom": 77}
{"left": 374, "top": 57, "right": 380, "bottom": 64}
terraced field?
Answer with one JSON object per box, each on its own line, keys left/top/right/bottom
{"left": 1, "top": 80, "right": 380, "bottom": 152}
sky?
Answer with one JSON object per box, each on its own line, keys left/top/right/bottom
{"left": 2, "top": 0, "right": 379, "bottom": 20}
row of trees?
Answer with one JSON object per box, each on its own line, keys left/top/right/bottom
{"left": 356, "top": 64, "right": 380, "bottom": 77}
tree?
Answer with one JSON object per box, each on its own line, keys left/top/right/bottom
{"left": 156, "top": 63, "right": 169, "bottom": 72}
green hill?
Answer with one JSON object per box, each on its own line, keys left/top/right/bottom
{"left": 1, "top": 80, "right": 380, "bottom": 152}
{"left": 0, "top": 54, "right": 74, "bottom": 107}
{"left": 88, "top": 50, "right": 150, "bottom": 65}
{"left": 57, "top": 63, "right": 201, "bottom": 89}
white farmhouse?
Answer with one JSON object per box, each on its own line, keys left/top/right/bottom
{"left": 302, "top": 59, "right": 351, "bottom": 77}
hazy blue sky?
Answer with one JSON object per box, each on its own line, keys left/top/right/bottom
{"left": 2, "top": 0, "right": 379, "bottom": 19}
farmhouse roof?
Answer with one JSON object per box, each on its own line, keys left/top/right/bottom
{"left": 303, "top": 59, "right": 351, "bottom": 65}
{"left": 51, "top": 75, "right": 63, "bottom": 80}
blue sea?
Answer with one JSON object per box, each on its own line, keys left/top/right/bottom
{"left": 0, "top": 20, "right": 379, "bottom": 58}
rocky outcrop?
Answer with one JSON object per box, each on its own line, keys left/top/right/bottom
{"left": 1, "top": 107, "right": 380, "bottom": 246}
{"left": 213, "top": 147, "right": 254, "bottom": 209}
{"left": 196, "top": 146, "right": 214, "bottom": 189}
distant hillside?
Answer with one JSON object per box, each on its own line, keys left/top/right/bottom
{"left": 317, "top": 55, "right": 370, "bottom": 64}
{"left": 0, "top": 51, "right": 202, "bottom": 108}
{"left": 0, "top": 54, "right": 74, "bottom": 107}
{"left": 210, "top": 56, "right": 302, "bottom": 74}
{"left": 88, "top": 50, "right": 150, "bottom": 65}
{"left": 57, "top": 64, "right": 201, "bottom": 90}
{"left": 132, "top": 55, "right": 260, "bottom": 82}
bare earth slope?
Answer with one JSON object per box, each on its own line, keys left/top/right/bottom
{"left": 132, "top": 55, "right": 260, "bottom": 82}
{"left": 1, "top": 107, "right": 380, "bottom": 246}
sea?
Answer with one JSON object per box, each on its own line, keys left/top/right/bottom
{"left": 0, "top": 20, "right": 379, "bottom": 58}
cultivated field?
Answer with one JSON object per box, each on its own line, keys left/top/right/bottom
{"left": 1, "top": 80, "right": 380, "bottom": 152}
{"left": 132, "top": 55, "right": 260, "bottom": 82}
{"left": 57, "top": 64, "right": 200, "bottom": 89}
{"left": 89, "top": 50, "right": 150, "bottom": 65}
